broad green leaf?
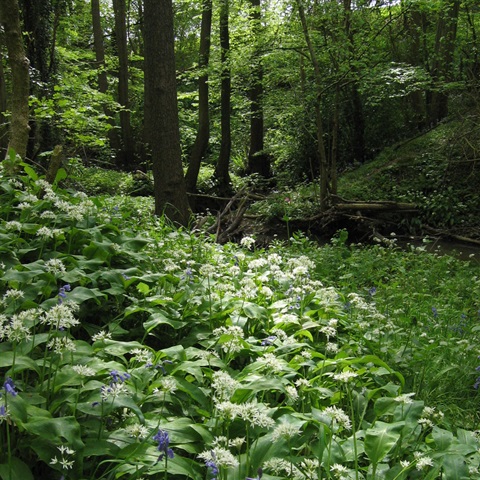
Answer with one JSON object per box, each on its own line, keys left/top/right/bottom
{"left": 438, "top": 454, "right": 469, "bottom": 480}
{"left": 68, "top": 286, "right": 105, "bottom": 304}
{"left": 364, "top": 421, "right": 404, "bottom": 465}
{"left": 24, "top": 416, "right": 83, "bottom": 450}
{"left": 54, "top": 167, "right": 68, "bottom": 184}
{"left": 432, "top": 426, "right": 454, "bottom": 451}
{"left": 144, "top": 312, "right": 188, "bottom": 331}
{"left": 22, "top": 164, "right": 38, "bottom": 181}
{"left": 243, "top": 302, "right": 268, "bottom": 319}
{"left": 0, "top": 457, "right": 33, "bottom": 480}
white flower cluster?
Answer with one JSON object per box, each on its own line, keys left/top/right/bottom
{"left": 214, "top": 400, "right": 275, "bottom": 429}
{"left": 50, "top": 445, "right": 75, "bottom": 471}
{"left": 198, "top": 446, "right": 239, "bottom": 468}
{"left": 211, "top": 370, "right": 239, "bottom": 401}
{"left": 418, "top": 406, "right": 444, "bottom": 429}
{"left": 322, "top": 406, "right": 352, "bottom": 431}
{"left": 0, "top": 310, "right": 37, "bottom": 342}
{"left": 213, "top": 325, "right": 245, "bottom": 354}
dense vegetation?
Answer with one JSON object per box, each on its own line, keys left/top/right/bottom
{"left": 1, "top": 1, "right": 480, "bottom": 479}
{"left": 0, "top": 155, "right": 479, "bottom": 479}
{"left": 1, "top": 0, "right": 479, "bottom": 224}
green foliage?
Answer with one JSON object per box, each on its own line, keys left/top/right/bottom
{"left": 0, "top": 161, "right": 479, "bottom": 479}
{"left": 337, "top": 120, "right": 480, "bottom": 232}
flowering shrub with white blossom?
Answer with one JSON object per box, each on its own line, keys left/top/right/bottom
{"left": 0, "top": 159, "right": 479, "bottom": 479}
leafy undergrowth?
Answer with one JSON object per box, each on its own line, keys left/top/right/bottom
{"left": 1, "top": 160, "right": 480, "bottom": 480}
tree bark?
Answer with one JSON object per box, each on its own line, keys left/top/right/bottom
{"left": 91, "top": 0, "right": 120, "bottom": 152}
{"left": 185, "top": 0, "right": 212, "bottom": 195}
{"left": 144, "top": 0, "right": 191, "bottom": 226}
{"left": 297, "top": 0, "right": 329, "bottom": 211}
{"left": 113, "top": 0, "right": 135, "bottom": 169}
{"left": 0, "top": 0, "right": 30, "bottom": 160}
{"left": 427, "top": 0, "right": 461, "bottom": 125}
{"left": 214, "top": 0, "right": 232, "bottom": 194}
{"left": 0, "top": 50, "right": 9, "bottom": 155}
{"left": 246, "top": 0, "right": 271, "bottom": 179}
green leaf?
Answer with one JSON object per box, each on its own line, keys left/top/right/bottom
{"left": 432, "top": 426, "right": 454, "bottom": 451}
{"left": 54, "top": 167, "right": 68, "bottom": 184}
{"left": 24, "top": 416, "right": 84, "bottom": 450}
{"left": 0, "top": 457, "right": 34, "bottom": 480}
{"left": 144, "top": 312, "right": 188, "bottom": 331}
{"left": 438, "top": 454, "right": 469, "bottom": 480}
{"left": 68, "top": 286, "right": 105, "bottom": 304}
{"left": 22, "top": 164, "right": 38, "bottom": 181}
{"left": 364, "top": 421, "right": 404, "bottom": 465}
{"left": 243, "top": 302, "right": 268, "bottom": 319}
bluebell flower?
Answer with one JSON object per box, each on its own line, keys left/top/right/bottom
{"left": 153, "top": 429, "right": 174, "bottom": 462}
{"left": 0, "top": 405, "right": 7, "bottom": 417}
{"left": 247, "top": 467, "right": 263, "bottom": 480}
{"left": 261, "top": 336, "right": 276, "bottom": 346}
{"left": 205, "top": 457, "right": 219, "bottom": 478}
{"left": 109, "top": 370, "right": 130, "bottom": 383}
{"left": 368, "top": 286, "right": 377, "bottom": 297}
{"left": 432, "top": 307, "right": 438, "bottom": 318}
{"left": 58, "top": 284, "right": 71, "bottom": 304}
{"left": 4, "top": 378, "right": 17, "bottom": 396}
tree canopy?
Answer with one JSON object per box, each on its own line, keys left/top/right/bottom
{"left": 0, "top": 0, "right": 478, "bottom": 219}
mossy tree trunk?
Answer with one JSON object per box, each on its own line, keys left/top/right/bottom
{"left": 0, "top": 0, "right": 30, "bottom": 160}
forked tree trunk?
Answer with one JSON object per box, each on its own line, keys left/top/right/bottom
{"left": 0, "top": 0, "right": 30, "bottom": 160}
{"left": 144, "top": 0, "right": 191, "bottom": 226}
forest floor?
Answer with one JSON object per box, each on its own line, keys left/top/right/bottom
{"left": 226, "top": 114, "right": 480, "bottom": 250}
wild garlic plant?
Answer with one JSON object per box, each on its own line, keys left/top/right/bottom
{"left": 0, "top": 162, "right": 479, "bottom": 479}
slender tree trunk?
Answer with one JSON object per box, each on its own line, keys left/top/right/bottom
{"left": 403, "top": 1, "right": 427, "bottom": 130}
{"left": 427, "top": 0, "right": 461, "bottom": 125}
{"left": 214, "top": 0, "right": 232, "bottom": 194}
{"left": 0, "top": 51, "right": 9, "bottom": 155}
{"left": 144, "top": 0, "right": 191, "bottom": 226}
{"left": 246, "top": 0, "right": 270, "bottom": 178}
{"left": 343, "top": 0, "right": 365, "bottom": 165}
{"left": 297, "top": 0, "right": 329, "bottom": 211}
{"left": 91, "top": 0, "right": 120, "bottom": 152}
{"left": 0, "top": 0, "right": 30, "bottom": 159}
{"left": 185, "top": 0, "right": 212, "bottom": 195}
{"left": 20, "top": 0, "right": 60, "bottom": 157}
{"left": 113, "top": 0, "right": 135, "bottom": 169}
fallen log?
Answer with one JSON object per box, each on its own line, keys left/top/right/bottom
{"left": 334, "top": 201, "right": 417, "bottom": 212}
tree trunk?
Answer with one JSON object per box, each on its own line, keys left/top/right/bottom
{"left": 246, "top": 0, "right": 271, "bottom": 179}
{"left": 0, "top": 0, "right": 30, "bottom": 160}
{"left": 185, "top": 0, "right": 212, "bottom": 195}
{"left": 20, "top": 0, "right": 61, "bottom": 157}
{"left": 343, "top": 0, "right": 365, "bottom": 164}
{"left": 144, "top": 0, "right": 191, "bottom": 226}
{"left": 403, "top": 1, "right": 427, "bottom": 131}
{"left": 0, "top": 51, "right": 9, "bottom": 155}
{"left": 297, "top": 0, "right": 329, "bottom": 211}
{"left": 91, "top": 0, "right": 120, "bottom": 152}
{"left": 214, "top": 0, "right": 232, "bottom": 194}
{"left": 427, "top": 0, "right": 461, "bottom": 125}
{"left": 113, "top": 0, "right": 135, "bottom": 169}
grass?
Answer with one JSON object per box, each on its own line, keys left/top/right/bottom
{"left": 0, "top": 157, "right": 479, "bottom": 479}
